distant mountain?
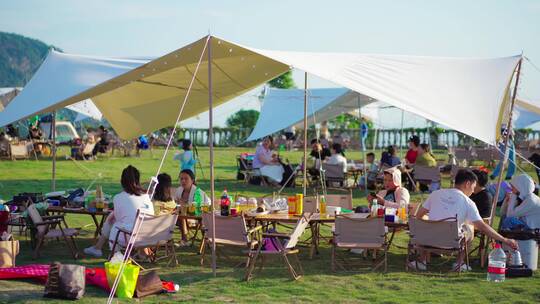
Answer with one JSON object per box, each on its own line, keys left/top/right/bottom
{"left": 0, "top": 32, "right": 61, "bottom": 87}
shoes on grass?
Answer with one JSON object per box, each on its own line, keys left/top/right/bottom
{"left": 84, "top": 246, "right": 103, "bottom": 257}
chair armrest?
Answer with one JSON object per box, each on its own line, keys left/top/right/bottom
{"left": 246, "top": 225, "right": 263, "bottom": 235}
{"left": 34, "top": 219, "right": 62, "bottom": 226}
{"left": 117, "top": 227, "right": 132, "bottom": 235}
{"left": 42, "top": 215, "right": 65, "bottom": 220}
{"left": 262, "top": 232, "right": 291, "bottom": 239}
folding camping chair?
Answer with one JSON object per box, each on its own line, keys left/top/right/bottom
{"left": 245, "top": 213, "right": 312, "bottom": 281}
{"left": 109, "top": 210, "right": 179, "bottom": 266}
{"left": 26, "top": 204, "right": 80, "bottom": 259}
{"left": 407, "top": 217, "right": 469, "bottom": 273}
{"left": 200, "top": 213, "right": 262, "bottom": 268}
{"left": 413, "top": 165, "right": 441, "bottom": 196}
{"left": 325, "top": 188, "right": 353, "bottom": 210}
{"left": 332, "top": 215, "right": 388, "bottom": 272}
{"left": 322, "top": 163, "right": 346, "bottom": 187}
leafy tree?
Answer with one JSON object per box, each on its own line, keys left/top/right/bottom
{"left": 226, "top": 109, "right": 260, "bottom": 129}
{"left": 0, "top": 31, "right": 61, "bottom": 87}
{"left": 267, "top": 70, "right": 295, "bottom": 89}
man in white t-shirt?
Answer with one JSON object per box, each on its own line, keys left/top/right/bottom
{"left": 412, "top": 169, "right": 518, "bottom": 271}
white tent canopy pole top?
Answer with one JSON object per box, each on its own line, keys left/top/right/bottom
{"left": 0, "top": 35, "right": 523, "bottom": 146}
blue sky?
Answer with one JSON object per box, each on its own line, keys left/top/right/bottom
{"left": 1, "top": 0, "right": 540, "bottom": 126}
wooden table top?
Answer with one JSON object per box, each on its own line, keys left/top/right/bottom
{"left": 178, "top": 212, "right": 409, "bottom": 227}
{"left": 47, "top": 206, "right": 110, "bottom": 216}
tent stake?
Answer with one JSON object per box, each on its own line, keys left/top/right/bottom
{"left": 51, "top": 110, "right": 56, "bottom": 191}
{"left": 303, "top": 72, "right": 308, "bottom": 197}
{"left": 207, "top": 35, "right": 217, "bottom": 277}
{"left": 489, "top": 58, "right": 523, "bottom": 226}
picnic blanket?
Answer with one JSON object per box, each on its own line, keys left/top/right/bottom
{"left": 0, "top": 264, "right": 177, "bottom": 293}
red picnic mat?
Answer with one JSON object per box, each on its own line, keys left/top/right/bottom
{"left": 0, "top": 264, "right": 177, "bottom": 293}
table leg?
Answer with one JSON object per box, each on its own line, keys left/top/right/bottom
{"left": 91, "top": 214, "right": 101, "bottom": 239}
{"left": 309, "top": 222, "right": 320, "bottom": 259}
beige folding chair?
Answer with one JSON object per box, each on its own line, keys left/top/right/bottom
{"left": 10, "top": 142, "right": 30, "bottom": 160}
{"left": 109, "top": 210, "right": 179, "bottom": 266}
{"left": 325, "top": 188, "right": 353, "bottom": 210}
{"left": 407, "top": 217, "right": 469, "bottom": 273}
{"left": 200, "top": 213, "right": 262, "bottom": 268}
{"left": 413, "top": 165, "right": 441, "bottom": 196}
{"left": 332, "top": 215, "right": 388, "bottom": 272}
{"left": 26, "top": 204, "right": 80, "bottom": 259}
{"left": 245, "top": 213, "right": 312, "bottom": 281}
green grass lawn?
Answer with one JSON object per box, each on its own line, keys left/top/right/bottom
{"left": 0, "top": 147, "right": 538, "bottom": 303}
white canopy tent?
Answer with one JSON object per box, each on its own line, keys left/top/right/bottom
{"left": 0, "top": 35, "right": 522, "bottom": 145}
{"left": 246, "top": 87, "right": 378, "bottom": 142}
{"left": 0, "top": 35, "right": 526, "bottom": 291}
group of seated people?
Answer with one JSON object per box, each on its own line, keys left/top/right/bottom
{"left": 367, "top": 163, "right": 540, "bottom": 271}
{"left": 84, "top": 165, "right": 209, "bottom": 258}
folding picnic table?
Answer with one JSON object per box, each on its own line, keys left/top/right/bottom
{"left": 47, "top": 206, "right": 110, "bottom": 240}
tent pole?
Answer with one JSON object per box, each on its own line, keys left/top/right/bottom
{"left": 207, "top": 35, "right": 217, "bottom": 277}
{"left": 303, "top": 72, "right": 308, "bottom": 197}
{"left": 358, "top": 97, "right": 368, "bottom": 196}
{"left": 399, "top": 109, "right": 405, "bottom": 159}
{"left": 489, "top": 58, "right": 522, "bottom": 226}
{"left": 51, "top": 111, "right": 57, "bottom": 191}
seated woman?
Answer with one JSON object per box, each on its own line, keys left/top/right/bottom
{"left": 152, "top": 173, "right": 177, "bottom": 216}
{"left": 501, "top": 174, "right": 540, "bottom": 230}
{"left": 252, "top": 136, "right": 284, "bottom": 185}
{"left": 415, "top": 143, "right": 437, "bottom": 167}
{"left": 368, "top": 167, "right": 410, "bottom": 208}
{"left": 84, "top": 165, "right": 155, "bottom": 257}
{"left": 380, "top": 145, "right": 401, "bottom": 168}
{"left": 325, "top": 143, "right": 348, "bottom": 173}
{"left": 470, "top": 169, "right": 492, "bottom": 218}
{"left": 173, "top": 169, "right": 210, "bottom": 244}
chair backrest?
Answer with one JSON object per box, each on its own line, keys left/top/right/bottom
{"left": 334, "top": 215, "right": 385, "bottom": 246}
{"left": 303, "top": 196, "right": 319, "bottom": 213}
{"left": 414, "top": 165, "right": 441, "bottom": 182}
{"left": 133, "top": 212, "right": 178, "bottom": 247}
{"left": 409, "top": 217, "right": 461, "bottom": 249}
{"left": 26, "top": 204, "right": 46, "bottom": 235}
{"left": 474, "top": 148, "right": 495, "bottom": 162}
{"left": 322, "top": 163, "right": 344, "bottom": 178}
{"left": 202, "top": 213, "right": 249, "bottom": 246}
{"left": 284, "top": 214, "right": 312, "bottom": 249}
{"left": 325, "top": 194, "right": 353, "bottom": 210}
{"left": 454, "top": 149, "right": 474, "bottom": 161}
{"left": 10, "top": 143, "right": 29, "bottom": 158}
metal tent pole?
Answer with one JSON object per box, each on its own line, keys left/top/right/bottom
{"left": 399, "top": 109, "right": 405, "bottom": 159}
{"left": 489, "top": 58, "right": 523, "bottom": 226}
{"left": 303, "top": 72, "right": 308, "bottom": 197}
{"left": 51, "top": 111, "right": 57, "bottom": 191}
{"left": 207, "top": 35, "right": 217, "bottom": 276}
{"left": 359, "top": 97, "right": 368, "bottom": 196}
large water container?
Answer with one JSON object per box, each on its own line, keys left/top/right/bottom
{"left": 517, "top": 240, "right": 538, "bottom": 271}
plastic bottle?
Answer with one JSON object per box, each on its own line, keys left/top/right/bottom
{"left": 193, "top": 188, "right": 203, "bottom": 216}
{"left": 220, "top": 189, "right": 230, "bottom": 216}
{"left": 319, "top": 195, "right": 327, "bottom": 214}
{"left": 398, "top": 201, "right": 408, "bottom": 223}
{"left": 371, "top": 199, "right": 378, "bottom": 217}
{"left": 487, "top": 243, "right": 507, "bottom": 282}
